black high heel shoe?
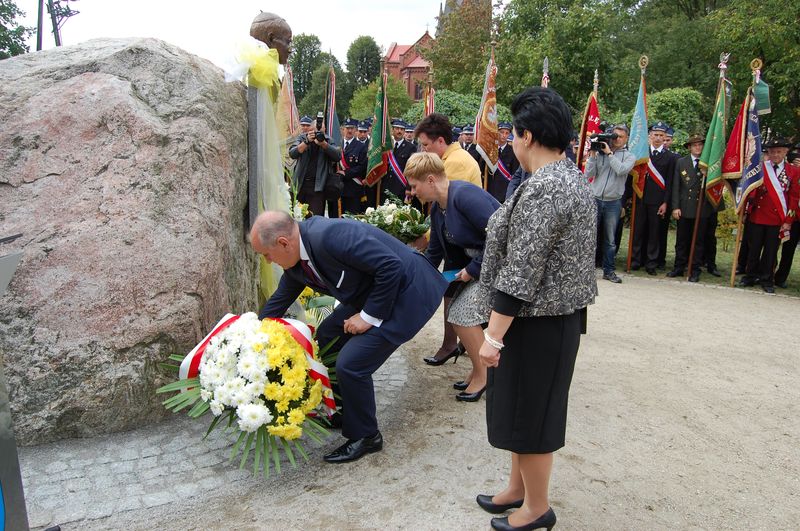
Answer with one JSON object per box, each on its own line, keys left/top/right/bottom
{"left": 453, "top": 380, "right": 469, "bottom": 391}
{"left": 456, "top": 386, "right": 486, "bottom": 402}
{"left": 423, "top": 343, "right": 464, "bottom": 366}
{"left": 490, "top": 507, "right": 556, "bottom": 530}
{"left": 476, "top": 494, "right": 523, "bottom": 514}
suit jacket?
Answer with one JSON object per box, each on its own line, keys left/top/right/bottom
{"left": 643, "top": 148, "right": 677, "bottom": 206}
{"left": 382, "top": 139, "right": 417, "bottom": 200}
{"left": 289, "top": 134, "right": 341, "bottom": 192}
{"left": 259, "top": 217, "right": 449, "bottom": 345}
{"left": 341, "top": 139, "right": 367, "bottom": 198}
{"left": 749, "top": 162, "right": 800, "bottom": 226}
{"left": 425, "top": 180, "right": 500, "bottom": 278}
{"left": 671, "top": 156, "right": 714, "bottom": 218}
{"left": 488, "top": 144, "right": 519, "bottom": 203}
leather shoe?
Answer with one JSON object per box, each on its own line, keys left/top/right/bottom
{"left": 763, "top": 285, "right": 775, "bottom": 294}
{"left": 323, "top": 432, "right": 383, "bottom": 463}
{"left": 646, "top": 267, "right": 657, "bottom": 276}
{"left": 491, "top": 507, "right": 557, "bottom": 530}
{"left": 688, "top": 272, "right": 700, "bottom": 283}
{"left": 327, "top": 412, "right": 343, "bottom": 429}
{"left": 456, "top": 387, "right": 486, "bottom": 402}
{"left": 453, "top": 380, "right": 469, "bottom": 391}
{"left": 666, "top": 269, "right": 684, "bottom": 278}
{"left": 739, "top": 277, "right": 755, "bottom": 287}
{"left": 707, "top": 267, "right": 722, "bottom": 277}
{"left": 476, "top": 494, "right": 523, "bottom": 514}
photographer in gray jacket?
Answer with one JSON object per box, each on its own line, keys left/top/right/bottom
{"left": 585, "top": 124, "right": 635, "bottom": 283}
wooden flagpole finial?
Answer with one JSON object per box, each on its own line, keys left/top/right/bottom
{"left": 750, "top": 57, "right": 762, "bottom": 85}
{"left": 639, "top": 55, "right": 649, "bottom": 76}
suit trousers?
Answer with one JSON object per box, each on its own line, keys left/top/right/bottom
{"left": 298, "top": 177, "right": 326, "bottom": 216}
{"left": 703, "top": 211, "right": 719, "bottom": 270}
{"left": 631, "top": 203, "right": 661, "bottom": 269}
{"left": 744, "top": 221, "right": 780, "bottom": 286}
{"left": 673, "top": 217, "right": 707, "bottom": 272}
{"left": 775, "top": 221, "right": 800, "bottom": 284}
{"left": 316, "top": 303, "right": 400, "bottom": 440}
{"left": 657, "top": 216, "right": 670, "bottom": 267}
{"left": 737, "top": 221, "right": 750, "bottom": 273}
{"left": 341, "top": 195, "right": 365, "bottom": 215}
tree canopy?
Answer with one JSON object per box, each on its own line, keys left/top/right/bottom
{"left": 403, "top": 89, "right": 511, "bottom": 126}
{"left": 0, "top": 0, "right": 32, "bottom": 60}
{"left": 349, "top": 76, "right": 414, "bottom": 121}
{"left": 346, "top": 36, "right": 381, "bottom": 87}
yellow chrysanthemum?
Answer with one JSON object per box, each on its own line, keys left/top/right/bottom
{"left": 287, "top": 408, "right": 305, "bottom": 425}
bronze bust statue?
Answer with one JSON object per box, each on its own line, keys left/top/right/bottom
{"left": 250, "top": 12, "right": 292, "bottom": 65}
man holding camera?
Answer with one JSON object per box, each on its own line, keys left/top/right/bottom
{"left": 290, "top": 113, "right": 342, "bottom": 217}
{"left": 586, "top": 125, "right": 635, "bottom": 283}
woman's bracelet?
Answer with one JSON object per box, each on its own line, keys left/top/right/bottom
{"left": 483, "top": 330, "right": 504, "bottom": 350}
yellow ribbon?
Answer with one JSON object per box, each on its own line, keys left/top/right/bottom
{"left": 237, "top": 42, "right": 280, "bottom": 91}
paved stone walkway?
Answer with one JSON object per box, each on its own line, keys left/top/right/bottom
{"left": 18, "top": 352, "right": 408, "bottom": 530}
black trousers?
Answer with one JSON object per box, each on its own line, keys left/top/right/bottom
{"left": 326, "top": 199, "right": 340, "bottom": 218}
{"left": 673, "top": 217, "right": 707, "bottom": 272}
{"left": 657, "top": 215, "right": 670, "bottom": 267}
{"left": 316, "top": 304, "right": 399, "bottom": 440}
{"left": 341, "top": 195, "right": 365, "bottom": 215}
{"left": 775, "top": 221, "right": 800, "bottom": 284}
{"left": 298, "top": 177, "right": 326, "bottom": 216}
{"left": 744, "top": 221, "right": 780, "bottom": 286}
{"left": 703, "top": 211, "right": 719, "bottom": 270}
{"left": 631, "top": 203, "right": 661, "bottom": 268}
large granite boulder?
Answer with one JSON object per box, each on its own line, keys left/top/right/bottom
{"left": 0, "top": 38, "right": 258, "bottom": 445}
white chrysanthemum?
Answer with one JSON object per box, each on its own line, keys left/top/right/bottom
{"left": 385, "top": 214, "right": 394, "bottom": 224}
{"left": 200, "top": 389, "right": 212, "bottom": 402}
{"left": 236, "top": 403, "right": 273, "bottom": 432}
{"left": 209, "top": 399, "right": 224, "bottom": 416}
{"left": 237, "top": 353, "right": 261, "bottom": 381}
{"left": 365, "top": 207, "right": 375, "bottom": 215}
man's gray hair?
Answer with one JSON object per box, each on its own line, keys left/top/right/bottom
{"left": 253, "top": 211, "right": 296, "bottom": 247}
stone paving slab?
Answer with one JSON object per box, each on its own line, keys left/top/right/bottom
{"left": 17, "top": 352, "right": 408, "bottom": 530}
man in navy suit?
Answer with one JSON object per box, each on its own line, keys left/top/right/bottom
{"left": 340, "top": 118, "right": 367, "bottom": 215}
{"left": 252, "top": 211, "right": 448, "bottom": 463}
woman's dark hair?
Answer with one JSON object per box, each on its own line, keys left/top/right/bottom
{"left": 414, "top": 113, "right": 453, "bottom": 145}
{"left": 510, "top": 87, "right": 573, "bottom": 153}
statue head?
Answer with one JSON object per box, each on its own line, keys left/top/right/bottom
{"left": 250, "top": 12, "right": 292, "bottom": 64}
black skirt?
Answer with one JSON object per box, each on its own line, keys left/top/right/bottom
{"left": 486, "top": 311, "right": 581, "bottom": 454}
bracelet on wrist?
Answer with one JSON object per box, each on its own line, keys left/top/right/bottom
{"left": 483, "top": 330, "right": 504, "bottom": 350}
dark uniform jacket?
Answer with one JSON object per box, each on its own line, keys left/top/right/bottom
{"left": 643, "top": 147, "right": 677, "bottom": 206}
{"left": 382, "top": 139, "right": 417, "bottom": 201}
{"left": 671, "top": 155, "right": 714, "bottom": 218}
{"left": 487, "top": 144, "right": 520, "bottom": 203}
{"left": 341, "top": 138, "right": 367, "bottom": 198}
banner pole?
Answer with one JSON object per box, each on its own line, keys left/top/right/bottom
{"left": 730, "top": 211, "right": 745, "bottom": 287}
{"left": 627, "top": 194, "right": 637, "bottom": 272}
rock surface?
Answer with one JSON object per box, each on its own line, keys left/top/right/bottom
{"left": 0, "top": 38, "right": 257, "bottom": 445}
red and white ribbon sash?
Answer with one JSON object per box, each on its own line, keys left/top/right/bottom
{"left": 763, "top": 161, "right": 788, "bottom": 220}
{"left": 179, "top": 313, "right": 241, "bottom": 380}
{"left": 497, "top": 159, "right": 512, "bottom": 181}
{"left": 388, "top": 151, "right": 408, "bottom": 187}
{"left": 647, "top": 160, "right": 666, "bottom": 189}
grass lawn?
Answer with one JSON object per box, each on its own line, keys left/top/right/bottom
{"left": 613, "top": 224, "right": 800, "bottom": 297}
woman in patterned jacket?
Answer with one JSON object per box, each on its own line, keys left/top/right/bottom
{"left": 474, "top": 87, "right": 597, "bottom": 531}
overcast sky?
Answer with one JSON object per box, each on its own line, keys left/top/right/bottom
{"left": 20, "top": 0, "right": 443, "bottom": 69}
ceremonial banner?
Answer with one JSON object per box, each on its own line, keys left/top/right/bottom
{"left": 276, "top": 65, "right": 300, "bottom": 167}
{"left": 628, "top": 73, "right": 650, "bottom": 198}
{"left": 699, "top": 76, "right": 731, "bottom": 208}
{"left": 732, "top": 93, "right": 764, "bottom": 213}
{"left": 424, "top": 85, "right": 436, "bottom": 116}
{"left": 576, "top": 91, "right": 602, "bottom": 172}
{"left": 365, "top": 72, "right": 392, "bottom": 186}
{"left": 324, "top": 67, "right": 342, "bottom": 148}
{"left": 474, "top": 48, "right": 499, "bottom": 173}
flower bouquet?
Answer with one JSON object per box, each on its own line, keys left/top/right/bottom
{"left": 344, "top": 192, "right": 429, "bottom": 244}
{"left": 157, "top": 313, "right": 336, "bottom": 475}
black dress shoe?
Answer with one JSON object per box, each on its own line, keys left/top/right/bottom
{"left": 707, "top": 267, "right": 722, "bottom": 277}
{"left": 476, "top": 494, "right": 523, "bottom": 514}
{"left": 456, "top": 387, "right": 486, "bottom": 402}
{"left": 423, "top": 344, "right": 464, "bottom": 366}
{"left": 688, "top": 271, "right": 700, "bottom": 283}
{"left": 491, "top": 507, "right": 557, "bottom": 530}
{"left": 323, "top": 432, "right": 383, "bottom": 463}
{"left": 763, "top": 285, "right": 775, "bottom": 294}
{"left": 453, "top": 380, "right": 469, "bottom": 391}
{"left": 739, "top": 278, "right": 755, "bottom": 287}
{"left": 666, "top": 269, "right": 684, "bottom": 278}
{"left": 646, "top": 267, "right": 657, "bottom": 276}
